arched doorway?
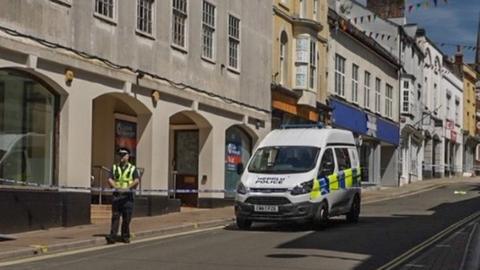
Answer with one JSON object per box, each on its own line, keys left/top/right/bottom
{"left": 224, "top": 125, "right": 254, "bottom": 198}
{"left": 91, "top": 93, "right": 151, "bottom": 204}
{"left": 0, "top": 69, "right": 59, "bottom": 186}
{"left": 169, "top": 111, "right": 211, "bottom": 207}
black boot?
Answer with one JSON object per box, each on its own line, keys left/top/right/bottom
{"left": 105, "top": 235, "right": 116, "bottom": 244}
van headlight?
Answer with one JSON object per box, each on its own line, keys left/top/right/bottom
{"left": 290, "top": 179, "right": 314, "bottom": 195}
{"left": 236, "top": 182, "right": 247, "bottom": 195}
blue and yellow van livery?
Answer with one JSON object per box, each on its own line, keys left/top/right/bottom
{"left": 235, "top": 127, "right": 362, "bottom": 229}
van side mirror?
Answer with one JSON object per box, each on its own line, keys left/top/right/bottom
{"left": 236, "top": 163, "right": 244, "bottom": 175}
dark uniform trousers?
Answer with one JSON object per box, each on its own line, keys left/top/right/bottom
{"left": 110, "top": 191, "right": 134, "bottom": 239}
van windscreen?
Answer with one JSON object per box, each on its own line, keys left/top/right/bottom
{"left": 247, "top": 146, "right": 320, "bottom": 174}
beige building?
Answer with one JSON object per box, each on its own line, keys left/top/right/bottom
{"left": 462, "top": 63, "right": 478, "bottom": 173}
{"left": 271, "top": 0, "right": 330, "bottom": 128}
{"left": 0, "top": 0, "right": 272, "bottom": 233}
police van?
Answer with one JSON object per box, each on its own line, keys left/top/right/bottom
{"left": 235, "top": 126, "right": 361, "bottom": 229}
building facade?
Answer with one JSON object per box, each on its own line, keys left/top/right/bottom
{"left": 416, "top": 31, "right": 445, "bottom": 178}
{"left": 271, "top": 0, "right": 330, "bottom": 129}
{"left": 461, "top": 63, "right": 478, "bottom": 174}
{"left": 441, "top": 59, "right": 464, "bottom": 176}
{"left": 0, "top": 0, "right": 272, "bottom": 233}
{"left": 327, "top": 7, "right": 401, "bottom": 187}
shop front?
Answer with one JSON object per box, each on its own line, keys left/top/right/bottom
{"left": 271, "top": 90, "right": 318, "bottom": 129}
{"left": 330, "top": 98, "right": 400, "bottom": 186}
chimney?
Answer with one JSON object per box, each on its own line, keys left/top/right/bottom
{"left": 367, "top": 0, "right": 405, "bottom": 20}
{"left": 455, "top": 47, "right": 463, "bottom": 66}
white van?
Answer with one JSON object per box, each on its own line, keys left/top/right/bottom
{"left": 235, "top": 127, "right": 361, "bottom": 229}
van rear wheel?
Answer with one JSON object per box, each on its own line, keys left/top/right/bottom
{"left": 236, "top": 218, "right": 252, "bottom": 230}
{"left": 313, "top": 202, "right": 329, "bottom": 229}
{"left": 346, "top": 195, "right": 360, "bottom": 223}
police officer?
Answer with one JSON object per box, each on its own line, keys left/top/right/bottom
{"left": 105, "top": 148, "right": 140, "bottom": 244}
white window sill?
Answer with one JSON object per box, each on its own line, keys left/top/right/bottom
{"left": 50, "top": 0, "right": 72, "bottom": 7}
{"left": 94, "top": 13, "right": 117, "bottom": 26}
{"left": 201, "top": 56, "right": 216, "bottom": 65}
{"left": 171, "top": 43, "right": 188, "bottom": 54}
{"left": 227, "top": 66, "right": 240, "bottom": 74}
{"left": 135, "top": 30, "right": 155, "bottom": 40}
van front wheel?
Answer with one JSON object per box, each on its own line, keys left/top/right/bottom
{"left": 313, "top": 202, "right": 329, "bottom": 229}
{"left": 236, "top": 218, "right": 252, "bottom": 230}
{"left": 346, "top": 195, "right": 360, "bottom": 223}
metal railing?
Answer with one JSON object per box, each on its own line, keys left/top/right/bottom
{"left": 91, "top": 165, "right": 111, "bottom": 205}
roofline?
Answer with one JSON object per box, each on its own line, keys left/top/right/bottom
{"left": 328, "top": 8, "right": 401, "bottom": 69}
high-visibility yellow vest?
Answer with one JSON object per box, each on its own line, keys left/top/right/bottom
{"left": 113, "top": 163, "right": 136, "bottom": 189}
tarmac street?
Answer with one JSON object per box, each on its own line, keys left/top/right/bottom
{"left": 2, "top": 180, "right": 480, "bottom": 270}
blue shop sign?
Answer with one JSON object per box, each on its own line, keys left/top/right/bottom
{"left": 330, "top": 99, "right": 399, "bottom": 145}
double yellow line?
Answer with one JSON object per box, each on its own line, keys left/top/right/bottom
{"left": 378, "top": 211, "right": 480, "bottom": 270}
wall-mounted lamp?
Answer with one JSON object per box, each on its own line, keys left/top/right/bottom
{"left": 65, "top": 68, "right": 74, "bottom": 86}
{"left": 151, "top": 90, "right": 160, "bottom": 106}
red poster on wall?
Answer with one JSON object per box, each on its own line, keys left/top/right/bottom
{"left": 115, "top": 119, "right": 137, "bottom": 163}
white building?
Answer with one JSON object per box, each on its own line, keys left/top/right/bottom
{"left": 416, "top": 30, "right": 446, "bottom": 178}
{"left": 441, "top": 60, "right": 464, "bottom": 176}
{"left": 327, "top": 6, "right": 401, "bottom": 187}
{"left": 0, "top": 0, "right": 272, "bottom": 233}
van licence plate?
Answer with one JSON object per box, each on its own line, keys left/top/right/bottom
{"left": 254, "top": 205, "right": 279, "bottom": 212}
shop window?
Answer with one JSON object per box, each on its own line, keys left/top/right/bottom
{"left": 224, "top": 126, "right": 252, "bottom": 198}
{"left": 0, "top": 70, "right": 57, "bottom": 186}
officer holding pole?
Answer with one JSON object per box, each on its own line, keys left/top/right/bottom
{"left": 105, "top": 148, "right": 140, "bottom": 244}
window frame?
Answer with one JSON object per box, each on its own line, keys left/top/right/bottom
{"left": 375, "top": 77, "right": 381, "bottom": 114}
{"left": 171, "top": 0, "right": 189, "bottom": 51}
{"left": 309, "top": 39, "right": 317, "bottom": 90}
{"left": 364, "top": 71, "right": 371, "bottom": 109}
{"left": 136, "top": 0, "right": 155, "bottom": 38}
{"left": 299, "top": 0, "right": 306, "bottom": 18}
{"left": 334, "top": 54, "right": 346, "bottom": 97}
{"left": 0, "top": 69, "right": 60, "bottom": 187}
{"left": 313, "top": 0, "right": 318, "bottom": 20}
{"left": 227, "top": 13, "right": 241, "bottom": 72}
{"left": 351, "top": 64, "right": 359, "bottom": 104}
{"left": 386, "top": 84, "right": 393, "bottom": 118}
{"left": 279, "top": 31, "right": 289, "bottom": 85}
{"left": 201, "top": 0, "right": 216, "bottom": 62}
{"left": 94, "top": 0, "right": 117, "bottom": 24}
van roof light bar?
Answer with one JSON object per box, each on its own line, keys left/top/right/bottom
{"left": 280, "top": 123, "right": 324, "bottom": 129}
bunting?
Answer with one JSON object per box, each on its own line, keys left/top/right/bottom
{"left": 406, "top": 0, "right": 449, "bottom": 13}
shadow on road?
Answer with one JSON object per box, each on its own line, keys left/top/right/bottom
{"left": 227, "top": 184, "right": 480, "bottom": 270}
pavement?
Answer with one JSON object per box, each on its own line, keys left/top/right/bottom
{"left": 0, "top": 176, "right": 478, "bottom": 263}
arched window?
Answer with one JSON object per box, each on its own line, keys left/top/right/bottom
{"left": 0, "top": 69, "right": 58, "bottom": 186}
{"left": 224, "top": 126, "right": 252, "bottom": 198}
{"left": 280, "top": 31, "right": 288, "bottom": 85}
